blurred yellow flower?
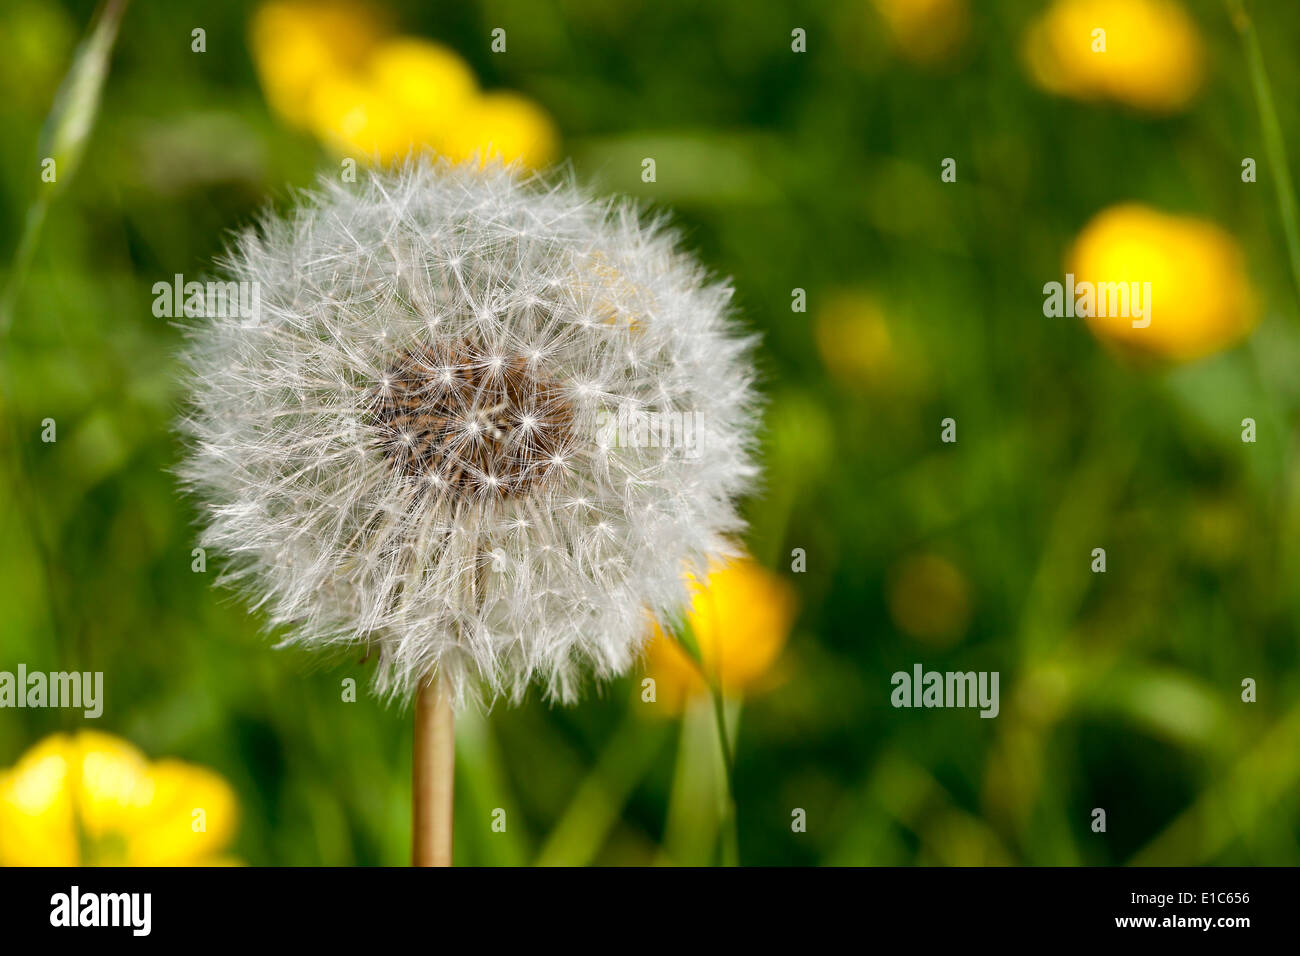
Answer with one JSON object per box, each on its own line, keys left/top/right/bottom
{"left": 1022, "top": 0, "right": 1204, "bottom": 112}
{"left": 1068, "top": 204, "right": 1256, "bottom": 362}
{"left": 888, "top": 553, "right": 971, "bottom": 646}
{"left": 307, "top": 75, "right": 395, "bottom": 157}
{"left": 250, "top": 0, "right": 385, "bottom": 128}
{"left": 871, "top": 0, "right": 970, "bottom": 66}
{"left": 439, "top": 92, "right": 559, "bottom": 169}
{"left": 815, "top": 292, "right": 897, "bottom": 388}
{"left": 249, "top": 2, "right": 557, "bottom": 168}
{"left": 0, "top": 732, "right": 239, "bottom": 866}
{"left": 369, "top": 37, "right": 478, "bottom": 138}
{"left": 644, "top": 556, "right": 796, "bottom": 713}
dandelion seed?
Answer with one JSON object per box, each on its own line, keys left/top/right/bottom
{"left": 179, "top": 157, "right": 758, "bottom": 710}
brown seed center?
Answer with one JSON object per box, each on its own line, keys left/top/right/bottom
{"left": 370, "top": 340, "right": 576, "bottom": 499}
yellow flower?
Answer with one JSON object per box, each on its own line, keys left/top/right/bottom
{"left": 871, "top": 0, "right": 970, "bottom": 66}
{"left": 312, "top": 37, "right": 481, "bottom": 162}
{"left": 888, "top": 553, "right": 972, "bottom": 647}
{"left": 438, "top": 92, "right": 559, "bottom": 170}
{"left": 308, "top": 74, "right": 411, "bottom": 159}
{"left": 1023, "top": 0, "right": 1204, "bottom": 113}
{"left": 249, "top": 4, "right": 557, "bottom": 169}
{"left": 1068, "top": 204, "right": 1256, "bottom": 362}
{"left": 644, "top": 556, "right": 797, "bottom": 713}
{"left": 815, "top": 293, "right": 898, "bottom": 389}
{"left": 250, "top": 1, "right": 385, "bottom": 129}
{"left": 0, "top": 732, "right": 239, "bottom": 866}
{"left": 369, "top": 37, "right": 478, "bottom": 136}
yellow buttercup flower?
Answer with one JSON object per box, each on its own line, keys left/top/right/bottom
{"left": 249, "top": 4, "right": 557, "bottom": 169}
{"left": 312, "top": 37, "right": 480, "bottom": 161}
{"left": 308, "top": 74, "right": 412, "bottom": 159}
{"left": 1068, "top": 204, "right": 1256, "bottom": 362}
{"left": 871, "top": 0, "right": 970, "bottom": 66}
{"left": 887, "top": 553, "right": 972, "bottom": 647}
{"left": 1023, "top": 0, "right": 1204, "bottom": 113}
{"left": 644, "top": 556, "right": 797, "bottom": 713}
{"left": 369, "top": 37, "right": 478, "bottom": 137}
{"left": 0, "top": 732, "right": 239, "bottom": 866}
{"left": 815, "top": 293, "right": 897, "bottom": 389}
{"left": 250, "top": 0, "right": 385, "bottom": 129}
{"left": 439, "top": 92, "right": 559, "bottom": 170}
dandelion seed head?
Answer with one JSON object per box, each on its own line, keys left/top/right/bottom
{"left": 179, "top": 158, "right": 758, "bottom": 707}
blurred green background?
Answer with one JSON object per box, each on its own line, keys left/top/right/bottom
{"left": 2, "top": 0, "right": 1300, "bottom": 865}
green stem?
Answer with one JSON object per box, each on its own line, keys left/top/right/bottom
{"left": 709, "top": 686, "right": 735, "bottom": 792}
{"left": 709, "top": 687, "right": 740, "bottom": 866}
{"left": 1228, "top": 0, "right": 1300, "bottom": 310}
{"left": 667, "top": 613, "right": 741, "bottom": 865}
{"left": 0, "top": 199, "right": 49, "bottom": 334}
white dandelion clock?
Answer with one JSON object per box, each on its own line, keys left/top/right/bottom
{"left": 179, "top": 157, "right": 759, "bottom": 863}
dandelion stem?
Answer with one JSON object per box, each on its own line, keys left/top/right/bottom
{"left": 413, "top": 672, "right": 455, "bottom": 866}
{"left": 1228, "top": 0, "right": 1300, "bottom": 310}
